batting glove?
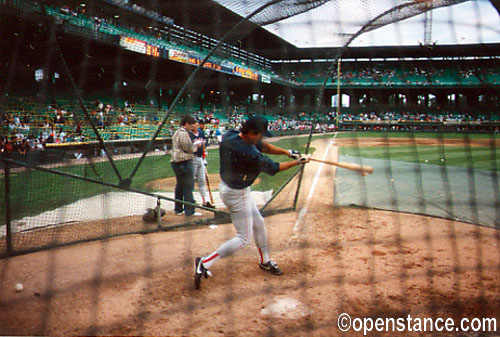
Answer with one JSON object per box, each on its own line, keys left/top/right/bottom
{"left": 203, "top": 159, "right": 208, "bottom": 166}
{"left": 298, "top": 154, "right": 311, "bottom": 164}
{"left": 288, "top": 149, "right": 301, "bottom": 159}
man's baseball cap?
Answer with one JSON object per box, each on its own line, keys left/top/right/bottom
{"left": 243, "top": 116, "right": 272, "bottom": 137}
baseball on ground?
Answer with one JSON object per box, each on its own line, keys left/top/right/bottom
{"left": 15, "top": 283, "right": 24, "bottom": 292}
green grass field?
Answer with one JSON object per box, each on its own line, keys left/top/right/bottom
{"left": 1, "top": 134, "right": 323, "bottom": 222}
{"left": 2, "top": 131, "right": 499, "bottom": 223}
{"left": 3, "top": 155, "right": 176, "bottom": 223}
{"left": 335, "top": 131, "right": 500, "bottom": 140}
{"left": 338, "top": 131, "right": 500, "bottom": 171}
{"left": 340, "top": 145, "right": 500, "bottom": 171}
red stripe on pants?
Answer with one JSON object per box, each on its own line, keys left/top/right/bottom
{"left": 203, "top": 253, "right": 219, "bottom": 264}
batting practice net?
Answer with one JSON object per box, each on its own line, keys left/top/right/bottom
{"left": 1, "top": 0, "right": 500, "bottom": 335}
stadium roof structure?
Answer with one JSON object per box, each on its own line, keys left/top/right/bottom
{"left": 132, "top": 0, "right": 296, "bottom": 52}
{"left": 277, "top": 42, "right": 500, "bottom": 61}
{"left": 212, "top": 0, "right": 500, "bottom": 47}
{"left": 142, "top": 0, "right": 500, "bottom": 59}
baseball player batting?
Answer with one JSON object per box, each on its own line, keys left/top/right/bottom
{"left": 195, "top": 116, "right": 310, "bottom": 289}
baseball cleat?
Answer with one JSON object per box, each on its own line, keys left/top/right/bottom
{"left": 194, "top": 257, "right": 211, "bottom": 289}
{"left": 259, "top": 260, "right": 282, "bottom": 275}
{"left": 202, "top": 202, "right": 216, "bottom": 209}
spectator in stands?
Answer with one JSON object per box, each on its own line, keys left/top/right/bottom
{"left": 46, "top": 132, "right": 55, "bottom": 144}
{"left": 96, "top": 116, "right": 104, "bottom": 128}
{"left": 0, "top": 135, "right": 6, "bottom": 155}
{"left": 13, "top": 115, "right": 21, "bottom": 127}
{"left": 26, "top": 135, "right": 35, "bottom": 151}
{"left": 130, "top": 113, "right": 137, "bottom": 125}
{"left": 15, "top": 130, "right": 24, "bottom": 142}
{"left": 59, "top": 127, "right": 66, "bottom": 143}
{"left": 75, "top": 121, "right": 82, "bottom": 135}
{"left": 1, "top": 113, "right": 9, "bottom": 125}
{"left": 54, "top": 110, "right": 63, "bottom": 124}
{"left": 215, "top": 127, "right": 222, "bottom": 143}
{"left": 9, "top": 134, "right": 20, "bottom": 154}
{"left": 93, "top": 17, "right": 101, "bottom": 33}
{"left": 18, "top": 138, "right": 29, "bottom": 155}
{"left": 2, "top": 136, "right": 14, "bottom": 155}
{"left": 171, "top": 115, "right": 203, "bottom": 217}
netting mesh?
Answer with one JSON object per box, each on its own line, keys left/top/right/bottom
{"left": 334, "top": 133, "right": 500, "bottom": 227}
{"left": 1, "top": 0, "right": 500, "bottom": 335}
{"left": 215, "top": 0, "right": 469, "bottom": 47}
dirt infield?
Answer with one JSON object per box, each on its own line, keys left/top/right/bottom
{"left": 1, "top": 137, "right": 499, "bottom": 336}
{"left": 144, "top": 174, "right": 261, "bottom": 192}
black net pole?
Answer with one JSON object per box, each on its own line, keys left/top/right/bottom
{"left": 261, "top": 165, "right": 302, "bottom": 212}
{"left": 292, "top": 118, "right": 316, "bottom": 211}
{"left": 4, "top": 161, "right": 13, "bottom": 256}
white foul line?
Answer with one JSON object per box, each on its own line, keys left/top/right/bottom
{"left": 292, "top": 140, "right": 333, "bottom": 235}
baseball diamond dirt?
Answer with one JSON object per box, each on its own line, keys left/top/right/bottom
{"left": 1, "top": 137, "right": 499, "bottom": 336}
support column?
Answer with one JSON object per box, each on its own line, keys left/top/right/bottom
{"left": 4, "top": 161, "right": 12, "bottom": 256}
{"left": 323, "top": 90, "right": 333, "bottom": 108}
{"left": 466, "top": 93, "right": 479, "bottom": 107}
{"left": 435, "top": 92, "right": 447, "bottom": 110}
{"left": 407, "top": 92, "right": 418, "bottom": 108}
{"left": 378, "top": 91, "right": 389, "bottom": 106}
{"left": 351, "top": 91, "right": 362, "bottom": 109}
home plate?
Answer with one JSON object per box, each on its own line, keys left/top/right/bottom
{"left": 261, "top": 296, "right": 311, "bottom": 319}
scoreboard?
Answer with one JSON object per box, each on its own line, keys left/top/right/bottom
{"left": 120, "top": 36, "right": 162, "bottom": 58}
{"left": 120, "top": 35, "right": 269, "bottom": 83}
{"left": 146, "top": 44, "right": 160, "bottom": 57}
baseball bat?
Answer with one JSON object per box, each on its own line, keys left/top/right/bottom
{"left": 310, "top": 157, "right": 374, "bottom": 175}
{"left": 205, "top": 169, "right": 215, "bottom": 205}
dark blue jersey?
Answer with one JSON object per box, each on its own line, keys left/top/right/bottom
{"left": 220, "top": 129, "right": 280, "bottom": 189}
{"left": 188, "top": 129, "right": 205, "bottom": 157}
{"left": 194, "top": 128, "right": 205, "bottom": 157}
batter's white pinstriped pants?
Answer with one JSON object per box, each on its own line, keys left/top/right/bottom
{"left": 192, "top": 156, "right": 208, "bottom": 203}
{"left": 214, "top": 180, "right": 269, "bottom": 261}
